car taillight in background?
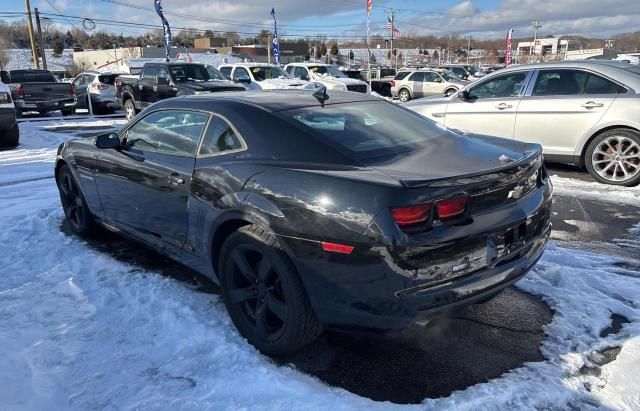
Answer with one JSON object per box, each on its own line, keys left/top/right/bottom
{"left": 391, "top": 80, "right": 396, "bottom": 88}
{"left": 70, "top": 85, "right": 77, "bottom": 96}
{"left": 0, "top": 92, "right": 11, "bottom": 104}
{"left": 91, "top": 83, "right": 109, "bottom": 91}
{"left": 17, "top": 86, "right": 24, "bottom": 98}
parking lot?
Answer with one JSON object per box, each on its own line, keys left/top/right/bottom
{"left": 1, "top": 118, "right": 639, "bottom": 409}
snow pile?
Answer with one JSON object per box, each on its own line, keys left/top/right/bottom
{"left": 3, "top": 49, "right": 74, "bottom": 72}
{"left": 0, "top": 120, "right": 639, "bottom": 410}
{"left": 550, "top": 174, "right": 640, "bottom": 206}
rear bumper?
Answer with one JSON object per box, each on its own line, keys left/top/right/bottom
{"left": 15, "top": 97, "right": 77, "bottom": 111}
{"left": 281, "top": 184, "right": 552, "bottom": 330}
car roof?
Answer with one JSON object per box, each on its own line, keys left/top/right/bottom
{"left": 286, "top": 63, "right": 330, "bottom": 67}
{"left": 219, "top": 62, "right": 279, "bottom": 68}
{"left": 500, "top": 59, "right": 635, "bottom": 72}
{"left": 160, "top": 89, "right": 380, "bottom": 112}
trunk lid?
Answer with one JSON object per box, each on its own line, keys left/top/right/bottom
{"left": 369, "top": 133, "right": 536, "bottom": 188}
{"left": 20, "top": 83, "right": 74, "bottom": 102}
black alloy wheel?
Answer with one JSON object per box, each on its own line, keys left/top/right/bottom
{"left": 57, "top": 165, "right": 96, "bottom": 235}
{"left": 219, "top": 225, "right": 322, "bottom": 355}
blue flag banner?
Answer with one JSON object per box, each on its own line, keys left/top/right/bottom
{"left": 154, "top": 0, "right": 172, "bottom": 61}
{"left": 270, "top": 8, "right": 280, "bottom": 65}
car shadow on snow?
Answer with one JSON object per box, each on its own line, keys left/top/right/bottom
{"left": 61, "top": 221, "right": 556, "bottom": 404}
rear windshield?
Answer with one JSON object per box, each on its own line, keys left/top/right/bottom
{"left": 380, "top": 69, "right": 396, "bottom": 77}
{"left": 394, "top": 71, "right": 411, "bottom": 80}
{"left": 98, "top": 74, "right": 118, "bottom": 84}
{"left": 10, "top": 71, "right": 57, "bottom": 83}
{"left": 283, "top": 101, "right": 446, "bottom": 162}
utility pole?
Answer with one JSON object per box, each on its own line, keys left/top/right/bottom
{"left": 267, "top": 34, "right": 271, "bottom": 64}
{"left": 34, "top": 8, "right": 47, "bottom": 70}
{"left": 385, "top": 8, "right": 397, "bottom": 69}
{"left": 467, "top": 35, "right": 471, "bottom": 65}
{"left": 531, "top": 21, "right": 542, "bottom": 56}
{"left": 25, "top": 0, "right": 39, "bottom": 69}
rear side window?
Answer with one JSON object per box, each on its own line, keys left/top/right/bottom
{"left": 394, "top": 71, "right": 411, "bottom": 80}
{"left": 9, "top": 71, "right": 57, "bottom": 83}
{"left": 408, "top": 72, "right": 424, "bottom": 82}
{"left": 97, "top": 74, "right": 118, "bottom": 84}
{"left": 533, "top": 69, "right": 625, "bottom": 95}
{"left": 126, "top": 110, "right": 209, "bottom": 156}
{"left": 198, "top": 116, "right": 243, "bottom": 155}
{"left": 285, "top": 101, "right": 447, "bottom": 161}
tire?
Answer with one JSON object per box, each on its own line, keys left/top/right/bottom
{"left": 444, "top": 88, "right": 457, "bottom": 97}
{"left": 398, "top": 88, "right": 411, "bottom": 102}
{"left": 56, "top": 164, "right": 97, "bottom": 236}
{"left": 585, "top": 128, "right": 640, "bottom": 186}
{"left": 123, "top": 99, "right": 136, "bottom": 121}
{"left": 0, "top": 124, "right": 19, "bottom": 148}
{"left": 218, "top": 225, "right": 322, "bottom": 355}
{"left": 61, "top": 108, "right": 75, "bottom": 116}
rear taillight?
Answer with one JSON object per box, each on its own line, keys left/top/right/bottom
{"left": 70, "top": 85, "right": 77, "bottom": 96}
{"left": 17, "top": 86, "right": 24, "bottom": 98}
{"left": 91, "top": 83, "right": 109, "bottom": 91}
{"left": 436, "top": 196, "right": 469, "bottom": 221}
{"left": 391, "top": 80, "right": 396, "bottom": 88}
{"left": 0, "top": 92, "right": 10, "bottom": 104}
{"left": 391, "top": 204, "right": 431, "bottom": 227}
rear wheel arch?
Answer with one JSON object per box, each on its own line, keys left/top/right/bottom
{"left": 580, "top": 125, "right": 640, "bottom": 167}
{"left": 211, "top": 218, "right": 253, "bottom": 276}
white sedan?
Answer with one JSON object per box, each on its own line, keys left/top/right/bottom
{"left": 405, "top": 60, "right": 640, "bottom": 186}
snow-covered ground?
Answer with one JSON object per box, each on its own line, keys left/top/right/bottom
{"left": 0, "top": 120, "right": 639, "bottom": 410}
{"left": 551, "top": 173, "right": 640, "bottom": 207}
{"left": 3, "top": 49, "right": 74, "bottom": 72}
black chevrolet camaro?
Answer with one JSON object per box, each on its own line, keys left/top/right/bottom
{"left": 55, "top": 90, "right": 552, "bottom": 354}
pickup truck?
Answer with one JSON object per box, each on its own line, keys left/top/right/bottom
{"left": 1, "top": 70, "right": 77, "bottom": 117}
{"left": 0, "top": 80, "right": 19, "bottom": 147}
{"left": 115, "top": 62, "right": 246, "bottom": 121}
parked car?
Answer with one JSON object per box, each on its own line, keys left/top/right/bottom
{"left": 55, "top": 90, "right": 552, "bottom": 354}
{"left": 284, "top": 63, "right": 371, "bottom": 93}
{"left": 0, "top": 81, "right": 19, "bottom": 147}
{"left": 440, "top": 64, "right": 485, "bottom": 80}
{"left": 71, "top": 72, "right": 121, "bottom": 114}
{"left": 405, "top": 61, "right": 640, "bottom": 186}
{"left": 1, "top": 69, "right": 77, "bottom": 117}
{"left": 360, "top": 68, "right": 397, "bottom": 97}
{"left": 115, "top": 62, "right": 245, "bottom": 121}
{"left": 218, "top": 63, "right": 311, "bottom": 90}
{"left": 391, "top": 69, "right": 467, "bottom": 102}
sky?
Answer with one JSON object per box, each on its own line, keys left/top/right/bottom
{"left": 2, "top": 0, "right": 640, "bottom": 40}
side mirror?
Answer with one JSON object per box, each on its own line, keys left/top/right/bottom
{"left": 0, "top": 71, "right": 9, "bottom": 84}
{"left": 434, "top": 77, "right": 443, "bottom": 83}
{"left": 95, "top": 133, "right": 121, "bottom": 149}
{"left": 236, "top": 76, "right": 251, "bottom": 84}
{"left": 457, "top": 89, "right": 470, "bottom": 100}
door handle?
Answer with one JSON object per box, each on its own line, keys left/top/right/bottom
{"left": 495, "top": 103, "right": 513, "bottom": 110}
{"left": 168, "top": 174, "right": 185, "bottom": 185}
{"left": 581, "top": 101, "right": 604, "bottom": 109}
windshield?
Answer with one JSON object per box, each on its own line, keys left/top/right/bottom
{"left": 205, "top": 65, "right": 227, "bottom": 81}
{"left": 309, "top": 65, "right": 346, "bottom": 78}
{"left": 249, "top": 66, "right": 289, "bottom": 81}
{"left": 441, "top": 71, "right": 463, "bottom": 82}
{"left": 283, "top": 101, "right": 446, "bottom": 162}
{"left": 169, "top": 65, "right": 224, "bottom": 82}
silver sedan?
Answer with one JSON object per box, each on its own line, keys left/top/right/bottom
{"left": 405, "top": 61, "right": 640, "bottom": 186}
